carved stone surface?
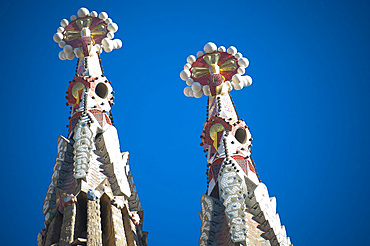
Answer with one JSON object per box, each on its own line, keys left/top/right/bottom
{"left": 87, "top": 199, "right": 102, "bottom": 246}
{"left": 43, "top": 136, "right": 70, "bottom": 215}
{"left": 111, "top": 204, "right": 128, "bottom": 245}
{"left": 122, "top": 207, "right": 139, "bottom": 246}
{"left": 44, "top": 211, "right": 63, "bottom": 246}
{"left": 59, "top": 202, "right": 77, "bottom": 245}
{"left": 95, "top": 126, "right": 131, "bottom": 197}
{"left": 199, "top": 194, "right": 232, "bottom": 246}
{"left": 73, "top": 118, "right": 94, "bottom": 180}
{"left": 219, "top": 161, "right": 248, "bottom": 244}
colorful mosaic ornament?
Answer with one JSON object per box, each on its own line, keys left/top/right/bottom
{"left": 62, "top": 194, "right": 76, "bottom": 207}
{"left": 180, "top": 42, "right": 252, "bottom": 98}
{"left": 87, "top": 189, "right": 101, "bottom": 200}
{"left": 44, "top": 210, "right": 54, "bottom": 225}
{"left": 53, "top": 7, "right": 122, "bottom": 60}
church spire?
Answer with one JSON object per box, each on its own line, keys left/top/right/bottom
{"left": 39, "top": 8, "right": 147, "bottom": 246}
{"left": 180, "top": 42, "right": 292, "bottom": 246}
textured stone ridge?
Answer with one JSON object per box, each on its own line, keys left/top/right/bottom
{"left": 111, "top": 205, "right": 127, "bottom": 245}
{"left": 40, "top": 173, "right": 148, "bottom": 246}
{"left": 87, "top": 199, "right": 103, "bottom": 246}
{"left": 59, "top": 202, "right": 76, "bottom": 245}
{"left": 44, "top": 211, "right": 63, "bottom": 246}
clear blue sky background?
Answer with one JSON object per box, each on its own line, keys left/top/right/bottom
{"left": 0, "top": 0, "right": 369, "bottom": 245}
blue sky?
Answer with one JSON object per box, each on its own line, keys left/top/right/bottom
{"left": 0, "top": 0, "right": 369, "bottom": 245}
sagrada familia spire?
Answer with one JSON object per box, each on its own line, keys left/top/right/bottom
{"left": 38, "top": 8, "right": 148, "bottom": 246}
{"left": 179, "top": 42, "right": 293, "bottom": 246}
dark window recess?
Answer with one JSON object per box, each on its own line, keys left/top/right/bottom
{"left": 74, "top": 192, "right": 88, "bottom": 241}
{"left": 235, "top": 127, "right": 247, "bottom": 144}
{"left": 95, "top": 83, "right": 108, "bottom": 99}
{"left": 100, "top": 194, "right": 115, "bottom": 246}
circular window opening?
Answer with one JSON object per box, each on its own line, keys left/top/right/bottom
{"left": 235, "top": 127, "right": 247, "bottom": 144}
{"left": 95, "top": 83, "right": 108, "bottom": 99}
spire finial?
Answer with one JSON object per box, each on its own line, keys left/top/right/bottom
{"left": 180, "top": 42, "right": 252, "bottom": 98}
{"left": 53, "top": 7, "right": 122, "bottom": 61}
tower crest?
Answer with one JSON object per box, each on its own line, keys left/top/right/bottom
{"left": 180, "top": 42, "right": 251, "bottom": 98}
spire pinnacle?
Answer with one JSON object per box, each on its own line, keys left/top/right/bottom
{"left": 180, "top": 42, "right": 252, "bottom": 98}
{"left": 53, "top": 7, "right": 122, "bottom": 61}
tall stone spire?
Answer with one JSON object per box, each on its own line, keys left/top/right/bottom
{"left": 180, "top": 42, "right": 292, "bottom": 246}
{"left": 38, "top": 7, "right": 148, "bottom": 246}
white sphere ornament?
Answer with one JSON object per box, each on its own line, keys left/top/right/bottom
{"left": 186, "top": 78, "right": 194, "bottom": 86}
{"left": 114, "top": 39, "right": 122, "bottom": 49}
{"left": 77, "top": 7, "right": 90, "bottom": 17}
{"left": 180, "top": 70, "right": 191, "bottom": 81}
{"left": 59, "top": 51, "right": 66, "bottom": 60}
{"left": 231, "top": 81, "right": 242, "bottom": 90}
{"left": 204, "top": 42, "right": 217, "bottom": 53}
{"left": 60, "top": 19, "right": 69, "bottom": 27}
{"left": 90, "top": 11, "right": 98, "bottom": 17}
{"left": 237, "top": 67, "right": 245, "bottom": 75}
{"left": 57, "top": 27, "right": 64, "bottom": 33}
{"left": 238, "top": 57, "right": 249, "bottom": 68}
{"left": 197, "top": 51, "right": 204, "bottom": 57}
{"left": 67, "top": 52, "right": 75, "bottom": 60}
{"left": 218, "top": 46, "right": 226, "bottom": 52}
{"left": 104, "top": 45, "right": 113, "bottom": 53}
{"left": 107, "top": 32, "right": 114, "bottom": 39}
{"left": 53, "top": 33, "right": 63, "bottom": 43}
{"left": 232, "top": 74, "right": 242, "bottom": 83}
{"left": 112, "top": 40, "right": 119, "bottom": 49}
{"left": 243, "top": 75, "right": 252, "bottom": 87}
{"left": 184, "top": 63, "right": 191, "bottom": 70}
{"left": 184, "top": 87, "right": 192, "bottom": 97}
{"left": 105, "top": 18, "right": 112, "bottom": 24}
{"left": 108, "top": 23, "right": 118, "bottom": 33}
{"left": 194, "top": 90, "right": 203, "bottom": 98}
{"left": 191, "top": 82, "right": 202, "bottom": 92}
{"left": 186, "top": 55, "right": 196, "bottom": 64}
{"left": 63, "top": 45, "right": 73, "bottom": 54}
{"left": 103, "top": 40, "right": 114, "bottom": 53}
{"left": 102, "top": 38, "right": 110, "bottom": 48}
{"left": 188, "top": 90, "right": 194, "bottom": 97}
{"left": 227, "top": 46, "right": 237, "bottom": 55}
{"left": 203, "top": 85, "right": 211, "bottom": 96}
{"left": 59, "top": 41, "right": 66, "bottom": 48}
{"left": 99, "top": 12, "right": 108, "bottom": 20}
{"left": 74, "top": 48, "right": 83, "bottom": 58}
{"left": 107, "top": 42, "right": 114, "bottom": 52}
{"left": 70, "top": 15, "right": 77, "bottom": 21}
{"left": 235, "top": 52, "right": 243, "bottom": 59}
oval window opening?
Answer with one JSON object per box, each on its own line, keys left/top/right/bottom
{"left": 235, "top": 127, "right": 247, "bottom": 144}
{"left": 95, "top": 83, "right": 108, "bottom": 99}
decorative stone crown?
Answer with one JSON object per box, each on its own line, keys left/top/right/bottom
{"left": 180, "top": 42, "right": 253, "bottom": 98}
{"left": 53, "top": 7, "right": 122, "bottom": 60}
